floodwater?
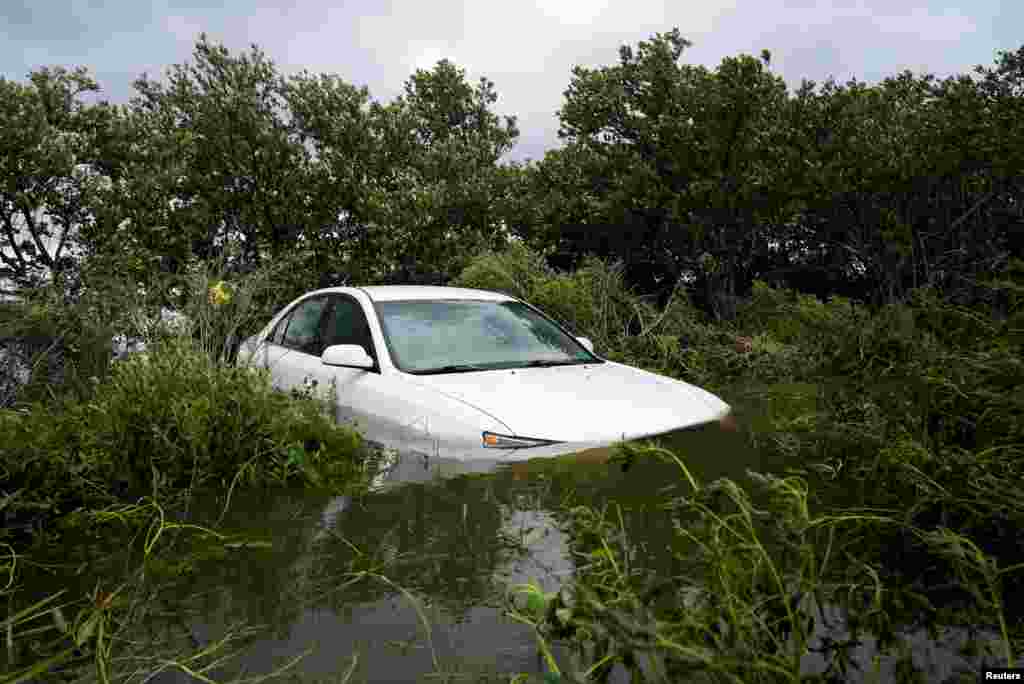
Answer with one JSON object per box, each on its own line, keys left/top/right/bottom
{"left": 13, "top": 390, "right": 1002, "bottom": 683}
{"left": 151, "top": 422, "right": 755, "bottom": 683}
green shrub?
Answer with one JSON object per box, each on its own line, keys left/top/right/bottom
{"left": 455, "top": 244, "right": 715, "bottom": 375}
{"left": 456, "top": 244, "right": 641, "bottom": 347}
{"left": 735, "top": 281, "right": 869, "bottom": 367}
{"left": 453, "top": 240, "right": 558, "bottom": 303}
{"left": 0, "top": 336, "right": 366, "bottom": 549}
{"left": 0, "top": 295, "right": 119, "bottom": 409}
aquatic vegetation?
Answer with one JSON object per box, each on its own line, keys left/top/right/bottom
{"left": 0, "top": 498, "right": 315, "bottom": 684}
{"left": 456, "top": 247, "right": 1024, "bottom": 681}
{"left": 506, "top": 446, "right": 1017, "bottom": 683}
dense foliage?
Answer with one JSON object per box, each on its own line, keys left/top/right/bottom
{"left": 1, "top": 337, "right": 368, "bottom": 546}
{"left": 1, "top": 28, "right": 1022, "bottom": 684}
{"left": 3, "top": 31, "right": 1020, "bottom": 315}
{"left": 472, "top": 245, "right": 1023, "bottom": 682}
{"left": 516, "top": 31, "right": 1024, "bottom": 317}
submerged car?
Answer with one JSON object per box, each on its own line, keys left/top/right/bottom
{"left": 236, "top": 286, "right": 732, "bottom": 462}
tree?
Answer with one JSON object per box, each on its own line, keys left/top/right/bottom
{"left": 127, "top": 35, "right": 312, "bottom": 277}
{"left": 545, "top": 29, "right": 1023, "bottom": 312}
{"left": 283, "top": 70, "right": 377, "bottom": 286}
{"left": 279, "top": 58, "right": 521, "bottom": 285}
{"left": 553, "top": 29, "right": 790, "bottom": 317}
{"left": 781, "top": 55, "right": 1022, "bottom": 307}
{"left": 366, "top": 60, "right": 520, "bottom": 283}
{"left": 0, "top": 67, "right": 123, "bottom": 297}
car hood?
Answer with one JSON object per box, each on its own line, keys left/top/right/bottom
{"left": 408, "top": 361, "right": 730, "bottom": 443}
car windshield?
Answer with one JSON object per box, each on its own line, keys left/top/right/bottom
{"left": 375, "top": 299, "right": 601, "bottom": 374}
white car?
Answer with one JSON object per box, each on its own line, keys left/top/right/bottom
{"left": 236, "top": 286, "right": 732, "bottom": 463}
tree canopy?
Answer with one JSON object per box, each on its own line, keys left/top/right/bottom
{"left": 2, "top": 31, "right": 1020, "bottom": 317}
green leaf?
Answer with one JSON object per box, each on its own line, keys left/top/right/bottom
{"left": 525, "top": 590, "right": 551, "bottom": 619}
{"left": 74, "top": 611, "right": 100, "bottom": 647}
{"left": 286, "top": 445, "right": 304, "bottom": 467}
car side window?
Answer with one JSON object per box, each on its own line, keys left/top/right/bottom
{"left": 269, "top": 310, "right": 293, "bottom": 345}
{"left": 282, "top": 297, "right": 329, "bottom": 355}
{"left": 322, "top": 296, "right": 377, "bottom": 358}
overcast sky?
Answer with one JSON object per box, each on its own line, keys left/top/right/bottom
{"left": 2, "top": 0, "right": 1019, "bottom": 163}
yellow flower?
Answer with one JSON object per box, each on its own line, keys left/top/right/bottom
{"left": 208, "top": 281, "right": 232, "bottom": 307}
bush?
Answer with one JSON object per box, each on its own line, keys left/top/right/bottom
{"left": 0, "top": 293, "right": 120, "bottom": 409}
{"left": 454, "top": 241, "right": 557, "bottom": 306}
{"left": 105, "top": 248, "right": 316, "bottom": 368}
{"left": 455, "top": 244, "right": 715, "bottom": 374}
{"left": 0, "top": 335, "right": 366, "bottom": 550}
{"left": 0, "top": 244, "right": 308, "bottom": 410}
{"left": 735, "top": 280, "right": 869, "bottom": 364}
{"left": 456, "top": 242, "right": 650, "bottom": 345}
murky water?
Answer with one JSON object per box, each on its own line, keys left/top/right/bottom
{"left": 150, "top": 424, "right": 747, "bottom": 683}
{"left": 171, "top": 491, "right": 577, "bottom": 682}
{"left": 13, "top": 391, "right": 1001, "bottom": 682}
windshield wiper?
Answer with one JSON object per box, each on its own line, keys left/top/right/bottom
{"left": 519, "top": 359, "right": 591, "bottom": 368}
{"left": 410, "top": 364, "right": 493, "bottom": 375}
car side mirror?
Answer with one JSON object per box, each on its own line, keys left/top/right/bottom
{"left": 321, "top": 344, "right": 374, "bottom": 369}
{"left": 576, "top": 336, "right": 595, "bottom": 353}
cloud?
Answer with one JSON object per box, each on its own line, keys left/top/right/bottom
{"left": 691, "top": 0, "right": 990, "bottom": 88}
{"left": 533, "top": 0, "right": 611, "bottom": 26}
{"left": 1, "top": 0, "right": 1013, "bottom": 162}
{"left": 165, "top": 14, "right": 205, "bottom": 45}
{"left": 877, "top": 6, "right": 975, "bottom": 39}
{"left": 327, "top": 0, "right": 737, "bottom": 159}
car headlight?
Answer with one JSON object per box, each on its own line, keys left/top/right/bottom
{"left": 482, "top": 432, "right": 561, "bottom": 449}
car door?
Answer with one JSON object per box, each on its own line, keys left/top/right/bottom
{"left": 310, "top": 294, "right": 436, "bottom": 451}
{"left": 312, "top": 294, "right": 381, "bottom": 427}
{"left": 265, "top": 295, "right": 330, "bottom": 393}
{"left": 313, "top": 294, "right": 500, "bottom": 461}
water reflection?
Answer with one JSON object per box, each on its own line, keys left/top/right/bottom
{"left": 16, "top": 411, "right": 997, "bottom": 682}
{"left": 146, "top": 426, "right": 744, "bottom": 681}
{"left": 185, "top": 495, "right": 580, "bottom": 681}
{"left": 169, "top": 481, "right": 543, "bottom": 679}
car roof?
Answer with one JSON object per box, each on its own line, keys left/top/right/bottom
{"left": 356, "top": 285, "right": 515, "bottom": 303}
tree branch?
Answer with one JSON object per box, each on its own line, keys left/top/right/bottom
{"left": 19, "top": 204, "right": 54, "bottom": 268}
{"left": 949, "top": 189, "right": 997, "bottom": 232}
{"left": 0, "top": 209, "right": 29, "bottom": 274}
